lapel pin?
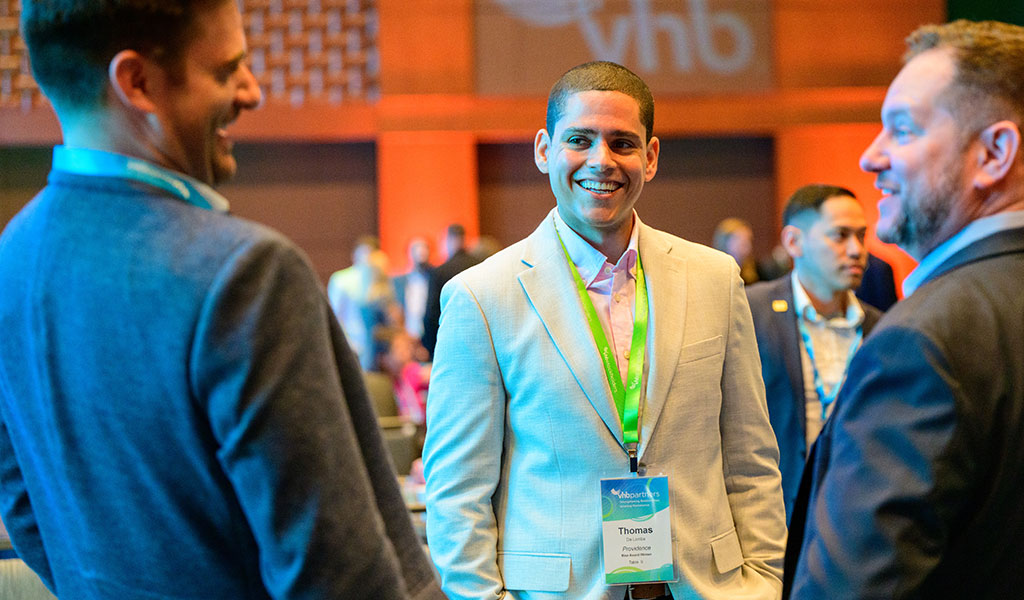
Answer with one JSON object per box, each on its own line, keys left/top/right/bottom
{"left": 772, "top": 300, "right": 788, "bottom": 313}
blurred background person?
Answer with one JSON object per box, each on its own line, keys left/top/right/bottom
{"left": 421, "top": 223, "right": 480, "bottom": 359}
{"left": 392, "top": 236, "right": 433, "bottom": 341}
{"left": 328, "top": 236, "right": 397, "bottom": 370}
{"left": 713, "top": 217, "right": 772, "bottom": 284}
{"left": 471, "top": 234, "right": 503, "bottom": 262}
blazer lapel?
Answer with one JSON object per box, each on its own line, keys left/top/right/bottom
{"left": 517, "top": 215, "right": 624, "bottom": 442}
{"left": 772, "top": 279, "right": 807, "bottom": 449}
{"left": 637, "top": 222, "right": 686, "bottom": 455}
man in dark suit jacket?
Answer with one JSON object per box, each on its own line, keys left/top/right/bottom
{"left": 0, "top": 3, "right": 443, "bottom": 599}
{"left": 786, "top": 20, "right": 1024, "bottom": 599}
{"left": 855, "top": 252, "right": 899, "bottom": 311}
{"left": 747, "top": 184, "right": 881, "bottom": 522}
{"left": 421, "top": 223, "right": 480, "bottom": 358}
{"left": 392, "top": 236, "right": 434, "bottom": 340}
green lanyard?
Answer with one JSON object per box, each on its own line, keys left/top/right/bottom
{"left": 557, "top": 231, "right": 649, "bottom": 473}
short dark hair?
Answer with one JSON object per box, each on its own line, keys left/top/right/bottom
{"left": 21, "top": 0, "right": 227, "bottom": 109}
{"left": 711, "top": 217, "right": 752, "bottom": 253}
{"left": 446, "top": 224, "right": 466, "bottom": 240}
{"left": 782, "top": 184, "right": 856, "bottom": 226}
{"left": 905, "top": 20, "right": 1024, "bottom": 133}
{"left": 546, "top": 61, "right": 654, "bottom": 142}
{"left": 355, "top": 235, "right": 381, "bottom": 251}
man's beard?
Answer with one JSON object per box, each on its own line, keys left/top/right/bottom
{"left": 880, "top": 164, "right": 960, "bottom": 256}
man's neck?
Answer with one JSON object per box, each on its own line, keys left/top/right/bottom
{"left": 797, "top": 273, "right": 848, "bottom": 318}
{"left": 590, "top": 230, "right": 630, "bottom": 263}
{"left": 557, "top": 210, "right": 634, "bottom": 262}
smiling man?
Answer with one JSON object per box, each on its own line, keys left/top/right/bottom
{"left": 0, "top": 2, "right": 443, "bottom": 599}
{"left": 423, "top": 61, "right": 786, "bottom": 600}
{"left": 746, "top": 184, "right": 881, "bottom": 523}
{"left": 786, "top": 20, "right": 1024, "bottom": 599}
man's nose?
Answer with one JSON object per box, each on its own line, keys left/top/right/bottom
{"left": 587, "top": 141, "right": 614, "bottom": 170}
{"left": 860, "top": 129, "right": 889, "bottom": 173}
{"left": 237, "top": 63, "right": 263, "bottom": 110}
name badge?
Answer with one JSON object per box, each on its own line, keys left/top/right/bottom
{"left": 600, "top": 476, "right": 675, "bottom": 585}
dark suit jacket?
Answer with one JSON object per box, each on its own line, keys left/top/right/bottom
{"left": 393, "top": 266, "right": 433, "bottom": 311}
{"left": 0, "top": 170, "right": 443, "bottom": 600}
{"left": 421, "top": 249, "right": 480, "bottom": 358}
{"left": 856, "top": 252, "right": 899, "bottom": 311}
{"left": 786, "top": 226, "right": 1024, "bottom": 599}
{"left": 746, "top": 276, "right": 881, "bottom": 522}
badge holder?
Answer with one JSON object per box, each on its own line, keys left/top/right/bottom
{"left": 600, "top": 475, "right": 675, "bottom": 586}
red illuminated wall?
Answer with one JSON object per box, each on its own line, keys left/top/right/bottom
{"left": 0, "top": 0, "right": 947, "bottom": 284}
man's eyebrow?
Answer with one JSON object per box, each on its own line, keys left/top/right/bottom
{"left": 561, "top": 127, "right": 641, "bottom": 140}
{"left": 609, "top": 130, "right": 642, "bottom": 140}
{"left": 882, "top": 105, "right": 914, "bottom": 123}
{"left": 222, "top": 50, "right": 248, "bottom": 70}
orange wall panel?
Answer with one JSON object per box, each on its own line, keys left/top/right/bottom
{"left": 377, "top": 0, "right": 474, "bottom": 95}
{"left": 377, "top": 131, "right": 478, "bottom": 269}
{"left": 774, "top": 0, "right": 946, "bottom": 89}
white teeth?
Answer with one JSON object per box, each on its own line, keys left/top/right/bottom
{"left": 579, "top": 180, "right": 621, "bottom": 192}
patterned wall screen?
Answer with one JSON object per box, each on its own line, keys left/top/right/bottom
{"left": 0, "top": 0, "right": 380, "bottom": 110}
{"left": 0, "top": 1, "right": 40, "bottom": 110}
{"left": 242, "top": 0, "right": 379, "bottom": 105}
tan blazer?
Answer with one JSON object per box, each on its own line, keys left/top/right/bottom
{"left": 423, "top": 211, "right": 786, "bottom": 600}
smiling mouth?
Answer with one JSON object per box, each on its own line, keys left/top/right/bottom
{"left": 577, "top": 180, "right": 622, "bottom": 193}
{"left": 875, "top": 179, "right": 898, "bottom": 197}
{"left": 216, "top": 127, "right": 233, "bottom": 149}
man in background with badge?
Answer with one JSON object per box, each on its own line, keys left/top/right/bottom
{"left": 746, "top": 184, "right": 882, "bottom": 523}
{"left": 423, "top": 60, "right": 786, "bottom": 600}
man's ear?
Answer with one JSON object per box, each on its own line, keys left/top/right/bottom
{"left": 534, "top": 129, "right": 551, "bottom": 174}
{"left": 974, "top": 120, "right": 1021, "bottom": 189}
{"left": 780, "top": 224, "right": 803, "bottom": 260}
{"left": 108, "top": 49, "right": 159, "bottom": 113}
{"left": 644, "top": 135, "right": 660, "bottom": 182}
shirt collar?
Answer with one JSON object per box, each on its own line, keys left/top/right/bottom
{"left": 903, "top": 210, "right": 1024, "bottom": 297}
{"left": 52, "top": 145, "right": 230, "bottom": 213}
{"left": 790, "top": 270, "right": 864, "bottom": 326}
{"left": 553, "top": 208, "right": 638, "bottom": 286}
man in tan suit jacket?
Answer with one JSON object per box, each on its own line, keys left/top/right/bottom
{"left": 423, "top": 61, "right": 786, "bottom": 600}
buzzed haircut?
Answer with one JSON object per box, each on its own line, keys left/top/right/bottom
{"left": 546, "top": 61, "right": 654, "bottom": 142}
{"left": 783, "top": 184, "right": 856, "bottom": 227}
{"left": 905, "top": 20, "right": 1024, "bottom": 134}
{"left": 21, "top": 0, "right": 227, "bottom": 110}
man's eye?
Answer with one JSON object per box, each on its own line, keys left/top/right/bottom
{"left": 567, "top": 136, "right": 589, "bottom": 146}
{"left": 891, "top": 127, "right": 914, "bottom": 142}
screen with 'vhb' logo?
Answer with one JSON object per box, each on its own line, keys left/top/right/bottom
{"left": 476, "top": 0, "right": 773, "bottom": 95}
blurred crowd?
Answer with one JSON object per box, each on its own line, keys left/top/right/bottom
{"left": 327, "top": 224, "right": 501, "bottom": 426}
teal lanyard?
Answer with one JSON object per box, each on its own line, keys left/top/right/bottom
{"left": 52, "top": 146, "right": 228, "bottom": 212}
{"left": 556, "top": 229, "right": 648, "bottom": 473}
{"left": 796, "top": 317, "right": 862, "bottom": 419}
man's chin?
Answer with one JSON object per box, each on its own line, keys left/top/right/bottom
{"left": 211, "top": 158, "right": 237, "bottom": 186}
{"left": 875, "top": 220, "right": 899, "bottom": 246}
